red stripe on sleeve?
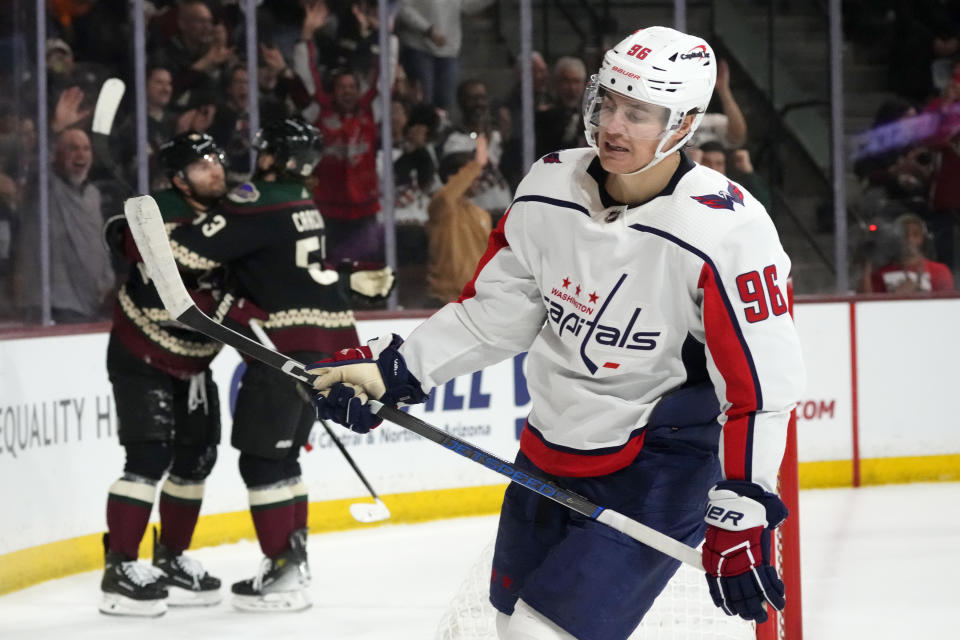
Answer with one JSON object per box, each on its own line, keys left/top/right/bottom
{"left": 456, "top": 207, "right": 512, "bottom": 303}
{"left": 699, "top": 263, "right": 759, "bottom": 481}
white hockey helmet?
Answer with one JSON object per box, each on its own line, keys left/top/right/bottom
{"left": 583, "top": 26, "right": 717, "bottom": 174}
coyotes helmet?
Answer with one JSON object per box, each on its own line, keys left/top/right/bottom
{"left": 252, "top": 117, "right": 323, "bottom": 179}
{"left": 158, "top": 131, "right": 225, "bottom": 179}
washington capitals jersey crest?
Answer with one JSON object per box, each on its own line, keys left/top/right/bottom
{"left": 691, "top": 181, "right": 745, "bottom": 211}
{"left": 400, "top": 148, "right": 803, "bottom": 491}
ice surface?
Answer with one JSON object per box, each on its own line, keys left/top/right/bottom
{"left": 1, "top": 483, "right": 956, "bottom": 639}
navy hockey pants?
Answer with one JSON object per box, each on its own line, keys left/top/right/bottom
{"left": 489, "top": 422, "right": 722, "bottom": 640}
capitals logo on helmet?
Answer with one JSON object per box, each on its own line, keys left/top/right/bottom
{"left": 582, "top": 26, "right": 717, "bottom": 173}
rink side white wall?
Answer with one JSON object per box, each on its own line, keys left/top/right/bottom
{"left": 2, "top": 298, "right": 959, "bottom": 592}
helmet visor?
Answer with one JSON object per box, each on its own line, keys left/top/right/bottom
{"left": 591, "top": 87, "right": 671, "bottom": 141}
{"left": 185, "top": 153, "right": 225, "bottom": 177}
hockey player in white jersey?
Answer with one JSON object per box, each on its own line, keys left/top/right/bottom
{"left": 309, "top": 26, "right": 804, "bottom": 640}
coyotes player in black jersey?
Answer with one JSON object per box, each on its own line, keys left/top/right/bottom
{"left": 100, "top": 133, "right": 227, "bottom": 617}
{"left": 166, "top": 118, "right": 392, "bottom": 611}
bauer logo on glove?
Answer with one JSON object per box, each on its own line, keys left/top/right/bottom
{"left": 701, "top": 480, "right": 788, "bottom": 623}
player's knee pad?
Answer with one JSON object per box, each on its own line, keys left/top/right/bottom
{"left": 501, "top": 599, "right": 577, "bottom": 640}
{"left": 123, "top": 442, "right": 173, "bottom": 481}
{"left": 169, "top": 444, "right": 218, "bottom": 481}
{"left": 238, "top": 452, "right": 299, "bottom": 488}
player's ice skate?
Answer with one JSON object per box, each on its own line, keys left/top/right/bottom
{"left": 231, "top": 528, "right": 312, "bottom": 612}
{"left": 152, "top": 528, "right": 222, "bottom": 606}
{"left": 99, "top": 535, "right": 168, "bottom": 617}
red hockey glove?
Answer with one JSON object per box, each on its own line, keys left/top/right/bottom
{"left": 702, "top": 480, "right": 788, "bottom": 623}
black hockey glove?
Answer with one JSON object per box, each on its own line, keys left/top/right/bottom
{"left": 701, "top": 480, "right": 788, "bottom": 623}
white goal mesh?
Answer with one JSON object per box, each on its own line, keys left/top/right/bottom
{"left": 434, "top": 541, "right": 755, "bottom": 640}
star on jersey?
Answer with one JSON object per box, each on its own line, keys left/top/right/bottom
{"left": 690, "top": 181, "right": 745, "bottom": 211}
{"left": 544, "top": 273, "right": 661, "bottom": 374}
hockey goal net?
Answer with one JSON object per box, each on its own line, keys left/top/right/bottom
{"left": 434, "top": 412, "right": 803, "bottom": 640}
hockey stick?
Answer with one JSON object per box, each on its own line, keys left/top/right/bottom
{"left": 367, "top": 401, "right": 702, "bottom": 569}
{"left": 91, "top": 78, "right": 134, "bottom": 194}
{"left": 248, "top": 319, "right": 391, "bottom": 524}
{"left": 123, "top": 194, "right": 702, "bottom": 570}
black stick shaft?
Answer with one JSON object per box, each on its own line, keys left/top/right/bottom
{"left": 317, "top": 418, "right": 380, "bottom": 501}
{"left": 176, "top": 306, "right": 601, "bottom": 519}
{"left": 168, "top": 303, "right": 699, "bottom": 567}
{"left": 371, "top": 403, "right": 602, "bottom": 520}
{"left": 245, "top": 317, "right": 384, "bottom": 504}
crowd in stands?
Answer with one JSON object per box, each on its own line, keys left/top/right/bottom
{"left": 0, "top": 0, "right": 520, "bottom": 324}
{"left": 848, "top": 0, "right": 960, "bottom": 293}
{"left": 7, "top": 0, "right": 938, "bottom": 327}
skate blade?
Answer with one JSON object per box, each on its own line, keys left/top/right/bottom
{"left": 231, "top": 589, "right": 312, "bottom": 613}
{"left": 166, "top": 585, "right": 222, "bottom": 607}
{"left": 99, "top": 592, "right": 167, "bottom": 617}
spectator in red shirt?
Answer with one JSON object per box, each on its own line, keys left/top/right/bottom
{"left": 309, "top": 67, "right": 380, "bottom": 262}
{"left": 864, "top": 213, "right": 955, "bottom": 293}
{"left": 291, "top": 0, "right": 381, "bottom": 263}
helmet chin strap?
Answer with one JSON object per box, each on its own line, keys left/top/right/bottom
{"left": 617, "top": 127, "right": 691, "bottom": 177}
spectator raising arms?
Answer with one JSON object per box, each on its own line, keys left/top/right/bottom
{"left": 294, "top": 10, "right": 381, "bottom": 263}
{"left": 17, "top": 128, "right": 114, "bottom": 323}
{"left": 426, "top": 132, "right": 492, "bottom": 306}
{"left": 688, "top": 58, "right": 747, "bottom": 150}
{"left": 438, "top": 79, "right": 512, "bottom": 220}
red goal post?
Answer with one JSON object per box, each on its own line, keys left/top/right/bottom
{"left": 757, "top": 279, "right": 803, "bottom": 640}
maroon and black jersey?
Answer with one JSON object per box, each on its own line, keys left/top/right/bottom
{"left": 168, "top": 180, "right": 359, "bottom": 356}
{"left": 108, "top": 189, "right": 223, "bottom": 379}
